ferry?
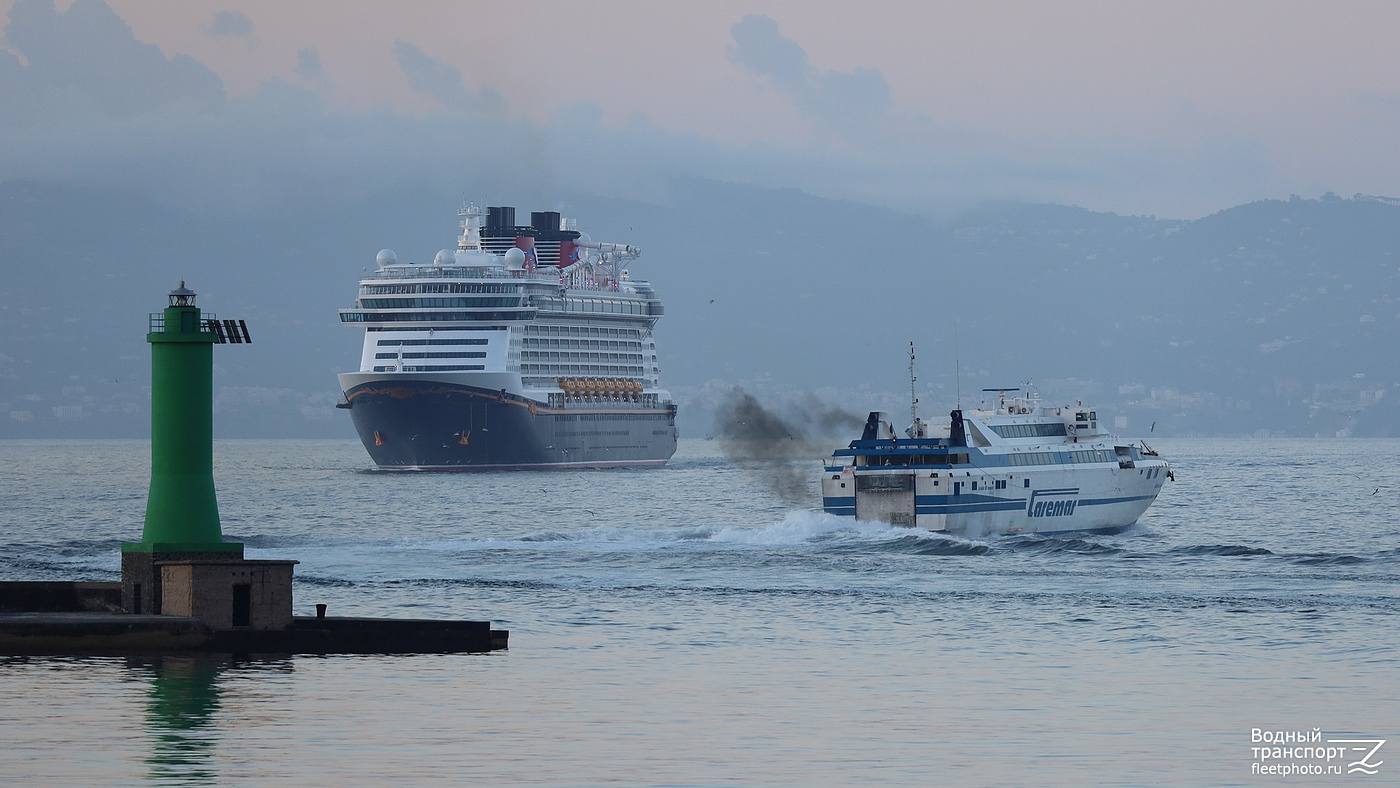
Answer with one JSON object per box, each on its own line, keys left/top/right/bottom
{"left": 821, "top": 348, "right": 1170, "bottom": 535}
{"left": 336, "top": 203, "right": 677, "bottom": 470}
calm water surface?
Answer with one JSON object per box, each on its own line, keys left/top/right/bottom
{"left": 1, "top": 438, "right": 1397, "bottom": 785}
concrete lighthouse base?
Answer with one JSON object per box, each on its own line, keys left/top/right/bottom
{"left": 121, "top": 543, "right": 245, "bottom": 617}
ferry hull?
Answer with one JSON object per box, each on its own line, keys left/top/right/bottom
{"left": 822, "top": 464, "right": 1169, "bottom": 537}
{"left": 341, "top": 379, "right": 677, "bottom": 470}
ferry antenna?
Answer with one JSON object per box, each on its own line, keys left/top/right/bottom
{"left": 908, "top": 341, "right": 918, "bottom": 430}
{"left": 954, "top": 322, "right": 962, "bottom": 409}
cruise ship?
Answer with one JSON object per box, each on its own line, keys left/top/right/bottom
{"left": 821, "top": 350, "right": 1170, "bottom": 535}
{"left": 336, "top": 204, "right": 677, "bottom": 470}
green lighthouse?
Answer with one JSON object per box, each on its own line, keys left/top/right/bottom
{"left": 122, "top": 283, "right": 243, "bottom": 614}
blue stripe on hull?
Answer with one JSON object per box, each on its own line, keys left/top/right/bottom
{"left": 1076, "top": 495, "right": 1156, "bottom": 507}
{"left": 822, "top": 493, "right": 1156, "bottom": 534}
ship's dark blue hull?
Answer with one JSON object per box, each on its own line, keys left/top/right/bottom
{"left": 341, "top": 380, "right": 677, "bottom": 470}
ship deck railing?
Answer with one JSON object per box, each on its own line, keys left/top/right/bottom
{"left": 838, "top": 438, "right": 954, "bottom": 452}
{"left": 368, "top": 265, "right": 640, "bottom": 293}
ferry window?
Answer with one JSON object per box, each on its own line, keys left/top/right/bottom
{"left": 992, "top": 423, "right": 1067, "bottom": 438}
{"left": 400, "top": 352, "right": 487, "bottom": 360}
{"left": 1024, "top": 479, "right": 1030, "bottom": 487}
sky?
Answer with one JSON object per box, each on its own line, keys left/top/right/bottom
{"left": 3, "top": 0, "right": 1400, "bottom": 219}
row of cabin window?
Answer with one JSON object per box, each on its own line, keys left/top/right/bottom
{"left": 854, "top": 450, "right": 1115, "bottom": 469}
{"left": 366, "top": 325, "right": 504, "bottom": 332}
{"left": 1008, "top": 450, "right": 1114, "bottom": 465}
{"left": 524, "top": 325, "right": 641, "bottom": 339}
{"left": 372, "top": 364, "right": 485, "bottom": 372}
{"left": 523, "top": 338, "right": 642, "bottom": 351}
{"left": 858, "top": 453, "right": 971, "bottom": 467}
{"left": 521, "top": 352, "right": 643, "bottom": 362}
{"left": 374, "top": 352, "right": 487, "bottom": 360}
{"left": 360, "top": 297, "right": 523, "bottom": 308}
{"left": 343, "top": 312, "right": 530, "bottom": 322}
{"left": 526, "top": 327, "right": 641, "bottom": 338}
{"left": 376, "top": 338, "right": 488, "bottom": 346}
{"left": 990, "top": 423, "right": 1068, "bottom": 438}
{"left": 361, "top": 283, "right": 517, "bottom": 295}
{"left": 534, "top": 297, "right": 651, "bottom": 315}
{"left": 520, "top": 364, "right": 645, "bottom": 376}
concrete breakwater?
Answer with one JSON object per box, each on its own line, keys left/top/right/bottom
{"left": 0, "top": 581, "right": 507, "bottom": 654}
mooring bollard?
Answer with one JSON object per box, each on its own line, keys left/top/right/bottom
{"left": 316, "top": 604, "right": 327, "bottom": 619}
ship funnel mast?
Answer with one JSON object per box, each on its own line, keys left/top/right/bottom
{"left": 906, "top": 341, "right": 926, "bottom": 438}
{"left": 909, "top": 342, "right": 918, "bottom": 427}
{"left": 458, "top": 202, "right": 485, "bottom": 252}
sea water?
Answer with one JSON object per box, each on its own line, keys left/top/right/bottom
{"left": 0, "top": 438, "right": 1396, "bottom": 785}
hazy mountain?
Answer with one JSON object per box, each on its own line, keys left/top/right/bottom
{"left": 1, "top": 179, "right": 1396, "bottom": 440}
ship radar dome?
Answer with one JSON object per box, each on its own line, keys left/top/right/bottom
{"left": 434, "top": 249, "right": 453, "bottom": 266}
{"left": 503, "top": 247, "right": 526, "bottom": 270}
{"left": 376, "top": 249, "right": 397, "bottom": 268}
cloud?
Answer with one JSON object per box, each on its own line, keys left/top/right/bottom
{"left": 295, "top": 47, "right": 321, "bottom": 80}
{"left": 392, "top": 39, "right": 504, "bottom": 114}
{"left": 0, "top": 0, "right": 1299, "bottom": 224}
{"left": 728, "top": 14, "right": 892, "bottom": 133}
{"left": 727, "top": 14, "right": 809, "bottom": 92}
{"left": 1, "top": 0, "right": 224, "bottom": 119}
{"left": 206, "top": 10, "right": 254, "bottom": 40}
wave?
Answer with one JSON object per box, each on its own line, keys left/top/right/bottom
{"left": 389, "top": 577, "right": 567, "bottom": 592}
{"left": 1168, "top": 545, "right": 1379, "bottom": 565}
{"left": 1172, "top": 544, "right": 1276, "bottom": 557}
{"left": 1288, "top": 553, "right": 1367, "bottom": 566}
{"left": 1001, "top": 536, "right": 1126, "bottom": 556}
{"left": 293, "top": 574, "right": 358, "bottom": 588}
{"left": 883, "top": 535, "right": 993, "bottom": 556}
{"left": 1373, "top": 547, "right": 1400, "bottom": 563}
{"left": 5, "top": 555, "right": 118, "bottom": 579}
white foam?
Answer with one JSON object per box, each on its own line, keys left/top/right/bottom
{"left": 245, "top": 511, "right": 993, "bottom": 563}
{"left": 701, "top": 509, "right": 996, "bottom": 548}
{"left": 707, "top": 509, "right": 874, "bottom": 545}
